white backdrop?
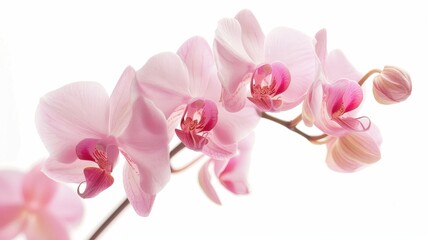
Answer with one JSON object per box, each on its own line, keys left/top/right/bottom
{"left": 1, "top": 0, "right": 428, "bottom": 239}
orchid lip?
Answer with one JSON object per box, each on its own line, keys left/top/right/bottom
{"left": 248, "top": 62, "right": 291, "bottom": 111}
{"left": 75, "top": 137, "right": 119, "bottom": 197}
{"left": 176, "top": 98, "right": 218, "bottom": 151}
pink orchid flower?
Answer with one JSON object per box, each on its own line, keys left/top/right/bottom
{"left": 198, "top": 133, "right": 255, "bottom": 204}
{"left": 326, "top": 125, "right": 382, "bottom": 172}
{"left": 35, "top": 66, "right": 170, "bottom": 216}
{"left": 136, "top": 36, "right": 259, "bottom": 160}
{"left": 0, "top": 164, "right": 83, "bottom": 240}
{"left": 214, "top": 9, "right": 318, "bottom": 112}
{"left": 302, "top": 29, "right": 370, "bottom": 136}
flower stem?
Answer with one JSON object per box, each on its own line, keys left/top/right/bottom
{"left": 261, "top": 112, "right": 327, "bottom": 143}
{"left": 171, "top": 154, "right": 206, "bottom": 173}
{"left": 358, "top": 69, "right": 382, "bottom": 86}
{"left": 89, "top": 199, "right": 129, "bottom": 240}
{"left": 88, "top": 143, "right": 185, "bottom": 240}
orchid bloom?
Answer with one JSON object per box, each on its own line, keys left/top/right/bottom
{"left": 199, "top": 133, "right": 255, "bottom": 204}
{"left": 214, "top": 9, "right": 318, "bottom": 112}
{"left": 326, "top": 125, "right": 382, "bottom": 172}
{"left": 35, "top": 66, "right": 170, "bottom": 216}
{"left": 302, "top": 29, "right": 370, "bottom": 136}
{"left": 136, "top": 36, "right": 259, "bottom": 160}
{"left": 0, "top": 164, "right": 83, "bottom": 240}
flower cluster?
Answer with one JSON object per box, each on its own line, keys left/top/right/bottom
{"left": 3, "top": 9, "right": 410, "bottom": 238}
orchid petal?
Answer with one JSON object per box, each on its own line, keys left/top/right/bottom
{"left": 219, "top": 78, "right": 250, "bottom": 112}
{"left": 25, "top": 211, "right": 69, "bottom": 240}
{"left": 35, "top": 82, "right": 109, "bottom": 163}
{"left": 22, "top": 164, "right": 58, "bottom": 207}
{"left": 123, "top": 163, "right": 156, "bottom": 217}
{"left": 118, "top": 97, "right": 170, "bottom": 194}
{"left": 326, "top": 125, "right": 381, "bottom": 172}
{"left": 214, "top": 18, "right": 255, "bottom": 111}
{"left": 167, "top": 104, "right": 186, "bottom": 140}
{"left": 302, "top": 80, "right": 323, "bottom": 127}
{"left": 216, "top": 133, "right": 254, "bottom": 194}
{"left": 315, "top": 28, "right": 327, "bottom": 64}
{"left": 47, "top": 184, "right": 84, "bottom": 226}
{"left": 109, "top": 66, "right": 136, "bottom": 136}
{"left": 198, "top": 161, "right": 222, "bottom": 205}
{"left": 265, "top": 27, "right": 317, "bottom": 109}
{"left": 78, "top": 167, "right": 114, "bottom": 198}
{"left": 203, "top": 137, "right": 238, "bottom": 161}
{"left": 136, "top": 52, "right": 190, "bottom": 117}
{"left": 335, "top": 116, "right": 371, "bottom": 132}
{"left": 235, "top": 9, "right": 265, "bottom": 63}
{"left": 212, "top": 105, "right": 260, "bottom": 146}
{"left": 324, "top": 49, "right": 362, "bottom": 83}
{"left": 177, "top": 36, "right": 221, "bottom": 99}
{"left": 42, "top": 157, "right": 97, "bottom": 183}
{"left": 0, "top": 205, "right": 24, "bottom": 240}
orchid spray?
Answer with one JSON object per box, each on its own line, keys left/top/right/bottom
{"left": 1, "top": 8, "right": 412, "bottom": 239}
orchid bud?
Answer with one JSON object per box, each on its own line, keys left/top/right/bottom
{"left": 372, "top": 66, "right": 412, "bottom": 104}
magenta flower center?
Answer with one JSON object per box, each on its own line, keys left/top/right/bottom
{"left": 248, "top": 62, "right": 291, "bottom": 112}
{"left": 175, "top": 99, "right": 218, "bottom": 151}
{"left": 75, "top": 137, "right": 118, "bottom": 198}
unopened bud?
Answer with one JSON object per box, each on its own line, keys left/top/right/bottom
{"left": 372, "top": 66, "right": 412, "bottom": 104}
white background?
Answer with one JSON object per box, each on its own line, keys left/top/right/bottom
{"left": 1, "top": 0, "right": 428, "bottom": 239}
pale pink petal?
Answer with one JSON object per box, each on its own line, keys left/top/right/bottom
{"left": 167, "top": 104, "right": 186, "bottom": 140}
{"left": 315, "top": 28, "right": 327, "bottom": 64}
{"left": 215, "top": 133, "right": 254, "bottom": 194}
{"left": 25, "top": 211, "right": 69, "bottom": 240}
{"left": 109, "top": 66, "right": 136, "bottom": 136}
{"left": 0, "top": 170, "right": 24, "bottom": 204}
{"left": 324, "top": 49, "right": 362, "bottom": 83}
{"left": 35, "top": 82, "right": 109, "bottom": 163}
{"left": 265, "top": 27, "right": 318, "bottom": 109}
{"left": 0, "top": 205, "right": 24, "bottom": 240}
{"left": 203, "top": 137, "right": 238, "bottom": 161}
{"left": 136, "top": 53, "right": 191, "bottom": 117}
{"left": 118, "top": 97, "right": 170, "bottom": 194}
{"left": 22, "top": 164, "right": 58, "bottom": 207}
{"left": 177, "top": 36, "right": 221, "bottom": 99}
{"left": 42, "top": 157, "right": 97, "bottom": 183}
{"left": 215, "top": 17, "right": 254, "bottom": 69}
{"left": 335, "top": 116, "right": 371, "bottom": 132}
{"left": 214, "top": 18, "right": 255, "bottom": 111}
{"left": 219, "top": 78, "right": 251, "bottom": 112}
{"left": 198, "top": 161, "right": 222, "bottom": 205}
{"left": 302, "top": 80, "right": 323, "bottom": 127}
{"left": 235, "top": 9, "right": 265, "bottom": 63}
{"left": 123, "top": 163, "right": 156, "bottom": 217}
{"left": 212, "top": 104, "right": 260, "bottom": 146}
{"left": 326, "top": 125, "right": 381, "bottom": 172}
{"left": 47, "top": 184, "right": 84, "bottom": 226}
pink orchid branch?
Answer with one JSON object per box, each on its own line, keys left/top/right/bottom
{"left": 89, "top": 143, "right": 185, "bottom": 240}
{"left": 261, "top": 112, "right": 328, "bottom": 143}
